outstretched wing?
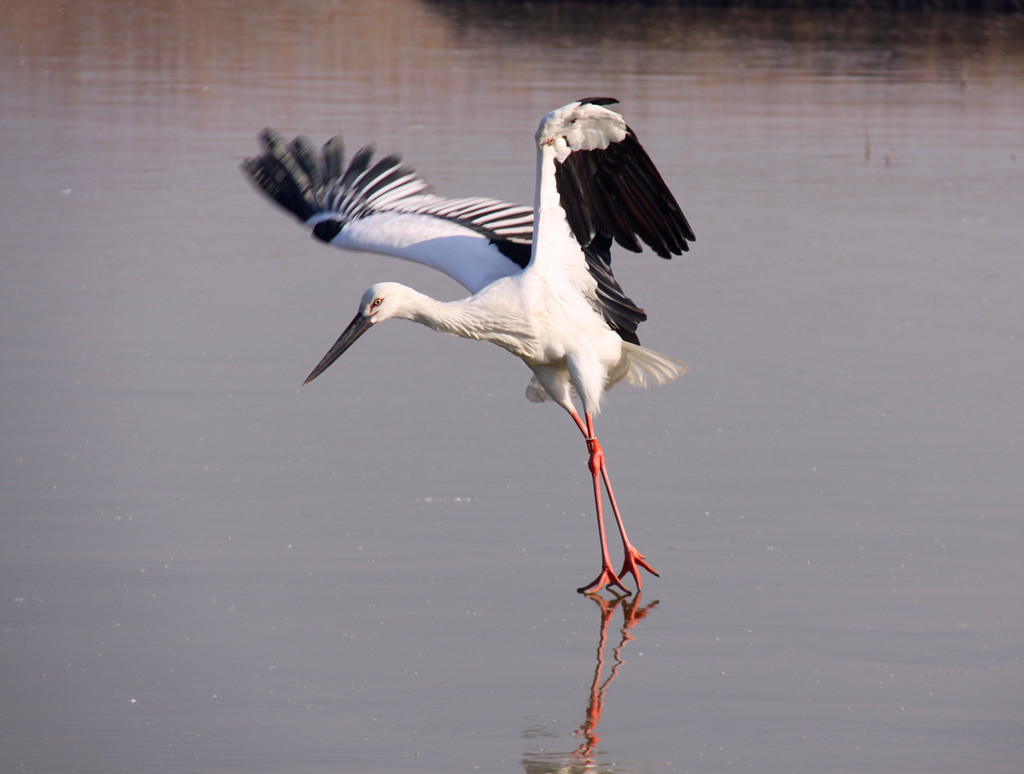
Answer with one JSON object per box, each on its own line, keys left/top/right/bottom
{"left": 242, "top": 130, "right": 534, "bottom": 293}
{"left": 531, "top": 98, "right": 695, "bottom": 343}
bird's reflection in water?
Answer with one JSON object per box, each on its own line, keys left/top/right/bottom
{"left": 521, "top": 592, "right": 659, "bottom": 774}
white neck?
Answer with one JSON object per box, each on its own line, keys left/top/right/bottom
{"left": 395, "top": 286, "right": 533, "bottom": 358}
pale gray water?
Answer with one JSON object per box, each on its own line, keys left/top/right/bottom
{"left": 2, "top": 2, "right": 1023, "bottom": 772}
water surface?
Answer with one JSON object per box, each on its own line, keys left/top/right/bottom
{"left": 2, "top": 2, "right": 1023, "bottom": 772}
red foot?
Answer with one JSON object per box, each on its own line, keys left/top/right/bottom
{"left": 578, "top": 563, "right": 632, "bottom": 595}
{"left": 618, "top": 546, "right": 660, "bottom": 591}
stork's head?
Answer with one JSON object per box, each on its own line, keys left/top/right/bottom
{"left": 535, "top": 98, "right": 627, "bottom": 161}
{"left": 303, "top": 282, "right": 411, "bottom": 385}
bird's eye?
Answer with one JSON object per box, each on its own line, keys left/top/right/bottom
{"left": 372, "top": 298, "right": 383, "bottom": 307}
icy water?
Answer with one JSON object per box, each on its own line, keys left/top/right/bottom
{"left": 3, "top": 1, "right": 1023, "bottom": 772}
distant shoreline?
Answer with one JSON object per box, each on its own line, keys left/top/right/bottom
{"left": 459, "top": 0, "right": 1023, "bottom": 13}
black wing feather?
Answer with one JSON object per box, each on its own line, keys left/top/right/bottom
{"left": 552, "top": 115, "right": 695, "bottom": 342}
{"left": 288, "top": 136, "right": 322, "bottom": 189}
{"left": 556, "top": 130, "right": 694, "bottom": 260}
{"left": 243, "top": 128, "right": 534, "bottom": 269}
{"left": 583, "top": 237, "right": 646, "bottom": 344}
{"left": 323, "top": 136, "right": 344, "bottom": 181}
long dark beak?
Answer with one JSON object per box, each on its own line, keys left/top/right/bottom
{"left": 303, "top": 312, "right": 374, "bottom": 385}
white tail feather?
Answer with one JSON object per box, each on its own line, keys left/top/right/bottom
{"left": 525, "top": 344, "right": 686, "bottom": 405}
{"left": 525, "top": 376, "right": 548, "bottom": 403}
{"left": 621, "top": 342, "right": 688, "bottom": 388}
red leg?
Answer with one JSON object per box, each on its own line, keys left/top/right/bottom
{"left": 600, "top": 460, "right": 660, "bottom": 589}
{"left": 571, "top": 411, "right": 630, "bottom": 594}
{"left": 573, "top": 412, "right": 659, "bottom": 593}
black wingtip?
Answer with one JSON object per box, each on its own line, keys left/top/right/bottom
{"left": 242, "top": 127, "right": 324, "bottom": 223}
{"left": 578, "top": 97, "right": 619, "bottom": 107}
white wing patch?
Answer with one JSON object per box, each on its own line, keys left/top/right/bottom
{"left": 243, "top": 130, "right": 535, "bottom": 291}
{"left": 311, "top": 149, "right": 533, "bottom": 245}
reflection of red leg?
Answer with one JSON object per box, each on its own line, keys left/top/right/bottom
{"left": 572, "top": 593, "right": 660, "bottom": 764}
{"left": 572, "top": 594, "right": 619, "bottom": 760}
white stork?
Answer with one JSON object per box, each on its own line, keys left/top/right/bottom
{"left": 243, "top": 98, "right": 695, "bottom": 594}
